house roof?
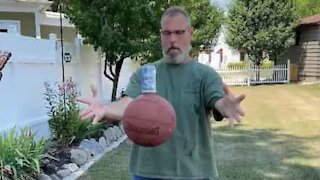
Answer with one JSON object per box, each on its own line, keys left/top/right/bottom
{"left": 299, "top": 14, "right": 320, "bottom": 25}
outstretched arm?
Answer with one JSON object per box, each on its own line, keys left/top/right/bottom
{"left": 214, "top": 84, "right": 245, "bottom": 126}
{"left": 76, "top": 85, "right": 132, "bottom": 124}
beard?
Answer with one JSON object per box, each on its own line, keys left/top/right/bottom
{"left": 162, "top": 45, "right": 192, "bottom": 64}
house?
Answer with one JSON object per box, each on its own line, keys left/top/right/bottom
{"left": 283, "top": 14, "right": 320, "bottom": 82}
{"left": 198, "top": 25, "right": 241, "bottom": 69}
{"left": 0, "top": 0, "right": 139, "bottom": 139}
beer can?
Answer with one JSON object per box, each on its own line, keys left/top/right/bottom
{"left": 140, "top": 65, "right": 156, "bottom": 93}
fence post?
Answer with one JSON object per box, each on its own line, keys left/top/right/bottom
{"left": 247, "top": 62, "right": 250, "bottom": 86}
{"left": 287, "top": 59, "right": 290, "bottom": 84}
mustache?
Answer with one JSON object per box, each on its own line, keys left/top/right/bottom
{"left": 166, "top": 46, "right": 181, "bottom": 53}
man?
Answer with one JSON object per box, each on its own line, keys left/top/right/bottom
{"left": 77, "top": 6, "right": 245, "bottom": 180}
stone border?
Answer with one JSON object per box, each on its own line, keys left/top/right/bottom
{"left": 39, "top": 125, "right": 128, "bottom": 180}
{"left": 64, "top": 135, "right": 127, "bottom": 180}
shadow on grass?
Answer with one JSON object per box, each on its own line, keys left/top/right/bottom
{"left": 79, "top": 126, "right": 319, "bottom": 180}
{"left": 213, "top": 126, "right": 320, "bottom": 180}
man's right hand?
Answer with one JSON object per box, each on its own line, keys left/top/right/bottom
{"left": 76, "top": 85, "right": 108, "bottom": 124}
{"left": 76, "top": 85, "right": 133, "bottom": 124}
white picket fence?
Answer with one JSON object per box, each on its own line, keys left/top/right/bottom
{"left": 214, "top": 60, "right": 290, "bottom": 86}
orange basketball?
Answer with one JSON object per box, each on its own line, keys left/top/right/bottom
{"left": 123, "top": 93, "right": 176, "bottom": 147}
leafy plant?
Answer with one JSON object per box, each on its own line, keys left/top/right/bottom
{"left": 227, "top": 60, "right": 274, "bottom": 69}
{"left": 0, "top": 127, "right": 46, "bottom": 179}
{"left": 44, "top": 77, "right": 80, "bottom": 146}
{"left": 227, "top": 61, "right": 246, "bottom": 69}
{"left": 44, "top": 77, "right": 108, "bottom": 146}
{"left": 73, "top": 121, "right": 108, "bottom": 144}
{"left": 260, "top": 60, "right": 274, "bottom": 69}
{"left": 293, "top": 0, "right": 320, "bottom": 18}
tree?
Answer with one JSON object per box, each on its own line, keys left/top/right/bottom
{"left": 65, "top": 0, "right": 156, "bottom": 101}
{"left": 182, "top": 0, "right": 224, "bottom": 56}
{"left": 226, "top": 0, "right": 297, "bottom": 65}
{"left": 65, "top": 0, "right": 222, "bottom": 101}
{"left": 293, "top": 0, "right": 320, "bottom": 18}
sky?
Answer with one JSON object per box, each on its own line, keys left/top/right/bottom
{"left": 210, "top": 0, "right": 230, "bottom": 10}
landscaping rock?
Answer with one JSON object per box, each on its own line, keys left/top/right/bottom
{"left": 56, "top": 169, "right": 71, "bottom": 178}
{"left": 118, "top": 126, "right": 123, "bottom": 136}
{"left": 50, "top": 174, "right": 61, "bottom": 180}
{"left": 106, "top": 137, "right": 111, "bottom": 147}
{"left": 113, "top": 126, "right": 122, "bottom": 138}
{"left": 104, "top": 128, "right": 116, "bottom": 141}
{"left": 70, "top": 149, "right": 91, "bottom": 166}
{"left": 38, "top": 173, "right": 52, "bottom": 180}
{"left": 98, "top": 137, "right": 107, "bottom": 149}
{"left": 61, "top": 163, "right": 79, "bottom": 172}
{"left": 119, "top": 124, "right": 125, "bottom": 134}
{"left": 39, "top": 129, "right": 128, "bottom": 180}
{"left": 79, "top": 139, "right": 103, "bottom": 156}
{"left": 112, "top": 126, "right": 121, "bottom": 140}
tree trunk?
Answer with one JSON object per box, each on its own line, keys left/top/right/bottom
{"left": 103, "top": 56, "right": 125, "bottom": 101}
{"left": 111, "top": 58, "right": 124, "bottom": 101}
{"left": 255, "top": 60, "right": 261, "bottom": 83}
{"left": 272, "top": 52, "right": 278, "bottom": 81}
{"left": 273, "top": 52, "right": 277, "bottom": 65}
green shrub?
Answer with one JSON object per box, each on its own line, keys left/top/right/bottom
{"left": 0, "top": 127, "right": 46, "bottom": 180}
{"left": 73, "top": 121, "right": 108, "bottom": 144}
{"left": 227, "top": 60, "right": 274, "bottom": 69}
{"left": 227, "top": 61, "right": 246, "bottom": 69}
{"left": 44, "top": 77, "right": 81, "bottom": 146}
{"left": 44, "top": 78, "right": 108, "bottom": 147}
{"left": 261, "top": 60, "right": 274, "bottom": 69}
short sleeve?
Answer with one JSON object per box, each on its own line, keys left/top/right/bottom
{"left": 203, "top": 67, "right": 224, "bottom": 120}
{"left": 124, "top": 68, "right": 142, "bottom": 98}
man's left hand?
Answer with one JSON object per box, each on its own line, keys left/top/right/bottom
{"left": 215, "top": 84, "right": 245, "bottom": 127}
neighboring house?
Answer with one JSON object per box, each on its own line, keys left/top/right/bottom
{"left": 283, "top": 14, "right": 320, "bottom": 82}
{"left": 0, "top": 0, "right": 139, "bottom": 138}
{"left": 198, "top": 25, "right": 241, "bottom": 69}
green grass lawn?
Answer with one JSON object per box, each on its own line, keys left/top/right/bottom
{"left": 79, "top": 84, "right": 320, "bottom": 180}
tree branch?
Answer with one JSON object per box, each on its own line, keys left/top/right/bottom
{"left": 109, "top": 62, "right": 115, "bottom": 77}
{"left": 103, "top": 59, "right": 114, "bottom": 81}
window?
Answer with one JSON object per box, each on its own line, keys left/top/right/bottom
{"left": 0, "top": 20, "right": 21, "bottom": 34}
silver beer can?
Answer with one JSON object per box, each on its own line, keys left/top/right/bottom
{"left": 140, "top": 64, "right": 156, "bottom": 93}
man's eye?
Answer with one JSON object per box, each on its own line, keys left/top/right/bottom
{"left": 161, "top": 29, "right": 186, "bottom": 36}
{"left": 175, "top": 30, "right": 185, "bottom": 35}
{"left": 162, "top": 31, "right": 171, "bottom": 35}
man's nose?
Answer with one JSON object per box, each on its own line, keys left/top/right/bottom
{"left": 169, "top": 33, "right": 177, "bottom": 43}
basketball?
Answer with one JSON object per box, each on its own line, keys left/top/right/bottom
{"left": 123, "top": 93, "right": 176, "bottom": 147}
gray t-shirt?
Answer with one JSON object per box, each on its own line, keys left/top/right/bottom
{"left": 125, "top": 59, "right": 224, "bottom": 179}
